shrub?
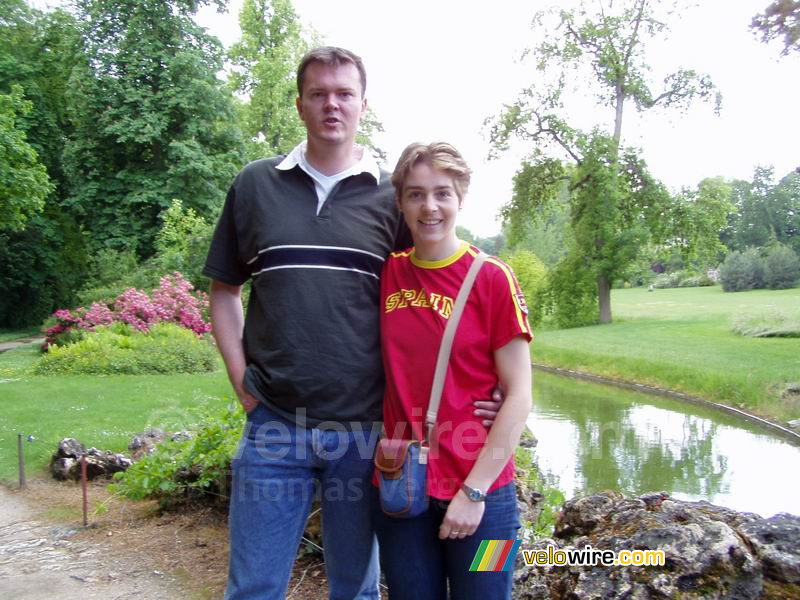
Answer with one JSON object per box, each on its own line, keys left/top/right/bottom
{"left": 504, "top": 250, "right": 548, "bottom": 328}
{"left": 653, "top": 270, "right": 716, "bottom": 289}
{"left": 652, "top": 271, "right": 684, "bottom": 289}
{"left": 765, "top": 244, "right": 800, "bottom": 290}
{"left": 731, "top": 311, "right": 800, "bottom": 338}
{"left": 34, "top": 322, "right": 219, "bottom": 375}
{"left": 110, "top": 402, "right": 243, "bottom": 508}
{"left": 546, "top": 254, "right": 597, "bottom": 329}
{"left": 515, "top": 443, "right": 566, "bottom": 540}
{"left": 719, "top": 248, "right": 765, "bottom": 292}
{"left": 74, "top": 201, "right": 213, "bottom": 306}
{"left": 44, "top": 272, "right": 210, "bottom": 349}
{"left": 678, "top": 273, "right": 714, "bottom": 288}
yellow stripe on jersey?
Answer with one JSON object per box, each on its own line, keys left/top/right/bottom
{"left": 409, "top": 241, "right": 470, "bottom": 269}
{"left": 389, "top": 248, "right": 414, "bottom": 259}
{"left": 486, "top": 257, "right": 530, "bottom": 335}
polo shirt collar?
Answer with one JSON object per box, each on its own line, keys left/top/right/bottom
{"left": 276, "top": 141, "right": 380, "bottom": 184}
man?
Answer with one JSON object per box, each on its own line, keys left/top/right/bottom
{"left": 204, "top": 47, "right": 500, "bottom": 600}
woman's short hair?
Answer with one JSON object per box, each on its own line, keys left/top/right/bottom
{"left": 391, "top": 142, "right": 472, "bottom": 203}
{"left": 296, "top": 46, "right": 367, "bottom": 97}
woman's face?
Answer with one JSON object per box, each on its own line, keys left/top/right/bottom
{"left": 399, "top": 162, "right": 461, "bottom": 260}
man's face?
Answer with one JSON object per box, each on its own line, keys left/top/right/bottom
{"left": 296, "top": 62, "right": 366, "bottom": 149}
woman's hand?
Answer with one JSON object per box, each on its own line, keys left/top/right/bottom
{"left": 438, "top": 490, "right": 485, "bottom": 540}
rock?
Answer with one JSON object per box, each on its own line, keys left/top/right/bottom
{"left": 127, "top": 428, "right": 192, "bottom": 461}
{"left": 513, "top": 492, "right": 800, "bottom": 599}
{"left": 50, "top": 439, "right": 132, "bottom": 481}
{"left": 77, "top": 449, "right": 132, "bottom": 480}
{"left": 53, "top": 438, "right": 86, "bottom": 460}
{"left": 128, "top": 428, "right": 167, "bottom": 460}
{"left": 51, "top": 457, "right": 77, "bottom": 481}
{"left": 740, "top": 514, "right": 800, "bottom": 584}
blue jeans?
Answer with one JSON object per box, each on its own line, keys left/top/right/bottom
{"left": 373, "top": 483, "right": 520, "bottom": 600}
{"left": 225, "top": 403, "right": 381, "bottom": 600}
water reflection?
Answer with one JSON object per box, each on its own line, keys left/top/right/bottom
{"left": 528, "top": 370, "right": 800, "bottom": 517}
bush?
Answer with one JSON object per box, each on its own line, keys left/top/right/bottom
{"left": 678, "top": 273, "right": 714, "bottom": 288}
{"left": 110, "top": 402, "right": 243, "bottom": 508}
{"left": 652, "top": 270, "right": 715, "bottom": 289}
{"left": 546, "top": 254, "right": 597, "bottom": 329}
{"left": 504, "top": 250, "right": 548, "bottom": 328}
{"left": 74, "top": 200, "right": 213, "bottom": 305}
{"left": 652, "top": 271, "right": 684, "bottom": 289}
{"left": 34, "top": 322, "right": 219, "bottom": 375}
{"left": 731, "top": 311, "right": 800, "bottom": 338}
{"left": 44, "top": 272, "right": 210, "bottom": 349}
{"left": 765, "top": 244, "right": 800, "bottom": 290}
{"left": 719, "top": 248, "right": 766, "bottom": 292}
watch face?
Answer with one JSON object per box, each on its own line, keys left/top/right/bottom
{"left": 468, "top": 489, "right": 481, "bottom": 501}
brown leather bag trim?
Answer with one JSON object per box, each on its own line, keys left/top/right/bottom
{"left": 374, "top": 439, "right": 418, "bottom": 480}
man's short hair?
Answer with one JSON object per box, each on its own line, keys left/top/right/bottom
{"left": 391, "top": 142, "right": 472, "bottom": 203}
{"left": 296, "top": 46, "right": 367, "bottom": 98}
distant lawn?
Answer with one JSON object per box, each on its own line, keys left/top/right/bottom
{"left": 0, "top": 327, "right": 41, "bottom": 343}
{"left": 0, "top": 344, "right": 231, "bottom": 484}
{"left": 532, "top": 286, "right": 800, "bottom": 423}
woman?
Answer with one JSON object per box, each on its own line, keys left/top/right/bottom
{"left": 374, "top": 142, "right": 533, "bottom": 599}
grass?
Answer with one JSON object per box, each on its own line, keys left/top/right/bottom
{"left": 0, "top": 327, "right": 41, "bottom": 343}
{"left": 531, "top": 286, "right": 800, "bottom": 423}
{"left": 0, "top": 343, "right": 232, "bottom": 485}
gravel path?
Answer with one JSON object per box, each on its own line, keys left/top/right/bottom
{"left": 0, "top": 337, "right": 44, "bottom": 354}
{"left": 0, "top": 486, "right": 187, "bottom": 599}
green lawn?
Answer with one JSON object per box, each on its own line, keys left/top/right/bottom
{"left": 0, "top": 327, "right": 41, "bottom": 343}
{"left": 532, "top": 286, "right": 800, "bottom": 422}
{"left": 0, "top": 344, "right": 231, "bottom": 484}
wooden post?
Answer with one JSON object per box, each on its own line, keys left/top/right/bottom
{"left": 17, "top": 433, "right": 26, "bottom": 489}
{"left": 81, "top": 455, "right": 88, "bottom": 527}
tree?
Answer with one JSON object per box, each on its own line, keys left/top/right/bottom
{"left": 228, "top": 0, "right": 386, "bottom": 163}
{"left": 228, "top": 0, "right": 309, "bottom": 161}
{"left": 667, "top": 177, "right": 733, "bottom": 266}
{"left": 63, "top": 0, "right": 244, "bottom": 256}
{"left": 0, "top": 1, "right": 87, "bottom": 326}
{"left": 504, "top": 250, "right": 548, "bottom": 327}
{"left": 505, "top": 183, "right": 571, "bottom": 268}
{"left": 752, "top": 0, "right": 800, "bottom": 55}
{"left": 489, "top": 0, "right": 720, "bottom": 324}
{"left": 0, "top": 84, "right": 51, "bottom": 231}
{"left": 722, "top": 167, "right": 800, "bottom": 255}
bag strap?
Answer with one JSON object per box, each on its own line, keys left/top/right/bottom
{"left": 424, "top": 251, "right": 487, "bottom": 445}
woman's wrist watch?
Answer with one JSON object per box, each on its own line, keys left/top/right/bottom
{"left": 461, "top": 483, "right": 487, "bottom": 502}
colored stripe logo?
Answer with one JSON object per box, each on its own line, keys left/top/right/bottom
{"left": 469, "top": 540, "right": 521, "bottom": 571}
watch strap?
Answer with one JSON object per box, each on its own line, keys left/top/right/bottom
{"left": 461, "top": 483, "right": 487, "bottom": 502}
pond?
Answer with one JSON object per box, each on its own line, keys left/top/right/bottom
{"left": 527, "top": 370, "right": 800, "bottom": 518}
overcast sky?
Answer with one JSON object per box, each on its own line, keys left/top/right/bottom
{"left": 32, "top": 0, "right": 800, "bottom": 237}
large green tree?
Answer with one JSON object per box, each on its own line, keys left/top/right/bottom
{"left": 64, "top": 0, "right": 244, "bottom": 256}
{"left": 722, "top": 167, "right": 800, "bottom": 254}
{"left": 0, "top": 1, "right": 87, "bottom": 326}
{"left": 489, "top": 0, "right": 720, "bottom": 323}
{"left": 0, "top": 84, "right": 51, "bottom": 231}
{"left": 228, "top": 0, "right": 309, "bottom": 161}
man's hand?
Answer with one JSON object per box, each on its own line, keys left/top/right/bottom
{"left": 238, "top": 390, "right": 260, "bottom": 413}
{"left": 473, "top": 387, "right": 504, "bottom": 427}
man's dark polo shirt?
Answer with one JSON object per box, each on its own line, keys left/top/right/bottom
{"left": 203, "top": 157, "right": 408, "bottom": 427}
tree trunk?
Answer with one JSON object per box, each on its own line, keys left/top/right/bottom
{"left": 597, "top": 275, "right": 612, "bottom": 323}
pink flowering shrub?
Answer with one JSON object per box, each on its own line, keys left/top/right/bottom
{"left": 115, "top": 288, "right": 159, "bottom": 332}
{"left": 151, "top": 273, "right": 211, "bottom": 336}
{"left": 43, "top": 272, "right": 211, "bottom": 351}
